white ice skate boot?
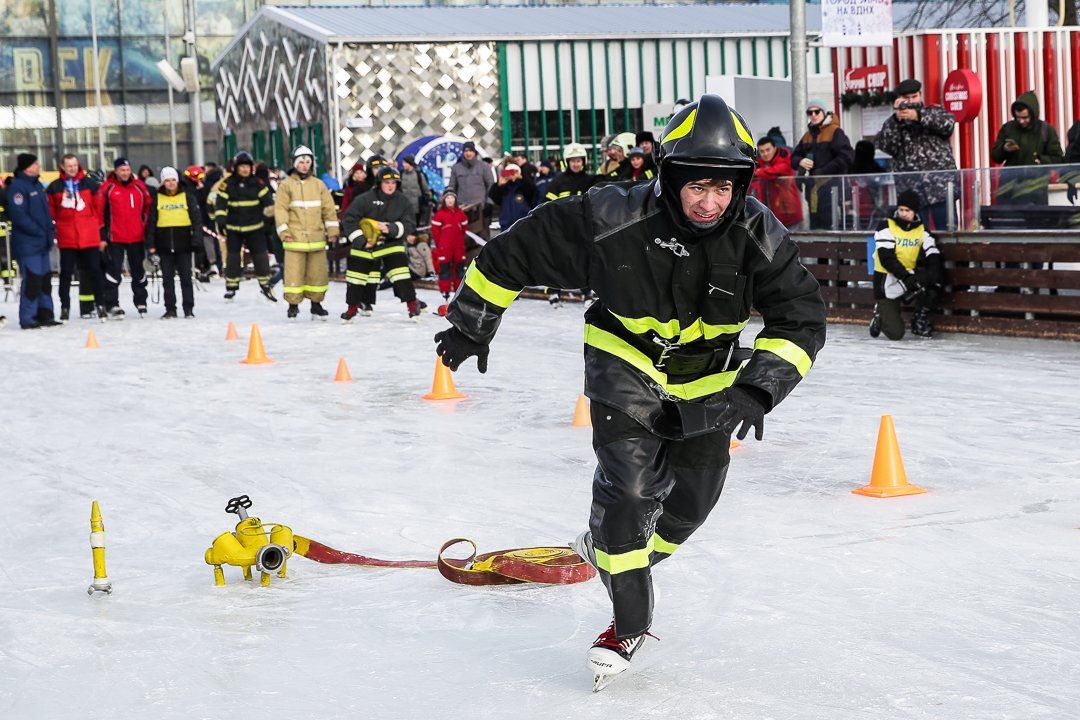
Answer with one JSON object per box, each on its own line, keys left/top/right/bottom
{"left": 569, "top": 530, "right": 597, "bottom": 572}
{"left": 586, "top": 618, "right": 652, "bottom": 692}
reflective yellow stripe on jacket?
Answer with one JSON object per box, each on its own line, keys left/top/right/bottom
{"left": 608, "top": 311, "right": 749, "bottom": 344}
{"left": 753, "top": 337, "right": 812, "bottom": 377}
{"left": 584, "top": 325, "right": 743, "bottom": 400}
{"left": 282, "top": 240, "right": 326, "bottom": 251}
{"left": 463, "top": 264, "right": 520, "bottom": 308}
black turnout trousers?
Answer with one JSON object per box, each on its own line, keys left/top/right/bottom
{"left": 589, "top": 401, "right": 731, "bottom": 639}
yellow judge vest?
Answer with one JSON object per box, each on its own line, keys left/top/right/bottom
{"left": 156, "top": 192, "right": 191, "bottom": 228}
{"left": 873, "top": 219, "right": 926, "bottom": 273}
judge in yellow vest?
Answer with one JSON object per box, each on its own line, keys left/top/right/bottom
{"left": 870, "top": 189, "right": 943, "bottom": 340}
{"left": 146, "top": 167, "right": 201, "bottom": 318}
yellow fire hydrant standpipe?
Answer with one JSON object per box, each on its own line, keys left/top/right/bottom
{"left": 204, "top": 495, "right": 293, "bottom": 587}
{"left": 88, "top": 500, "right": 112, "bottom": 596}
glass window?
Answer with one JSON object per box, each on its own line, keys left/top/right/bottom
{"left": 1, "top": 0, "right": 49, "bottom": 36}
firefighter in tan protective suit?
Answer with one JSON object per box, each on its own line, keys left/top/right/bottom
{"left": 274, "top": 145, "right": 339, "bottom": 319}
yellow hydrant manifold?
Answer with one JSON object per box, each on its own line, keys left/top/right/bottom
{"left": 88, "top": 500, "right": 112, "bottom": 596}
{"left": 204, "top": 495, "right": 293, "bottom": 587}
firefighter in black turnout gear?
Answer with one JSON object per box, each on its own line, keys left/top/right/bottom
{"left": 434, "top": 95, "right": 826, "bottom": 683}
{"left": 213, "top": 151, "right": 276, "bottom": 301}
{"left": 340, "top": 166, "right": 420, "bottom": 320}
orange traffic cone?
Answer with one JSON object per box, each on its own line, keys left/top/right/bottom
{"left": 571, "top": 394, "right": 591, "bottom": 427}
{"left": 225, "top": 322, "right": 240, "bottom": 341}
{"left": 334, "top": 357, "right": 353, "bottom": 382}
{"left": 852, "top": 415, "right": 926, "bottom": 498}
{"left": 729, "top": 439, "right": 742, "bottom": 450}
{"left": 85, "top": 330, "right": 100, "bottom": 349}
{"left": 239, "top": 324, "right": 273, "bottom": 365}
{"left": 422, "top": 357, "right": 466, "bottom": 400}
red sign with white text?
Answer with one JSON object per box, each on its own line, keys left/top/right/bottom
{"left": 943, "top": 69, "right": 982, "bottom": 122}
{"left": 843, "top": 65, "right": 889, "bottom": 93}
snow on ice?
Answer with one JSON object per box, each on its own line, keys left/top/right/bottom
{"left": 2, "top": 282, "right": 1079, "bottom": 718}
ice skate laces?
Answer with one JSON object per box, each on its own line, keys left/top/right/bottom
{"left": 593, "top": 620, "right": 658, "bottom": 656}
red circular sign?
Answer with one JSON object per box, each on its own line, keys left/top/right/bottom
{"left": 943, "top": 69, "right": 982, "bottom": 123}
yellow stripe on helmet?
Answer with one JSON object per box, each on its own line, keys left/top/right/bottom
{"left": 731, "top": 111, "right": 754, "bottom": 147}
{"left": 663, "top": 108, "right": 697, "bottom": 144}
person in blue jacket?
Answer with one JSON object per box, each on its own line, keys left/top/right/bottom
{"left": 7, "top": 153, "right": 62, "bottom": 329}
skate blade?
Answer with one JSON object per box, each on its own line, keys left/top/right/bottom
{"left": 587, "top": 648, "right": 630, "bottom": 692}
{"left": 592, "top": 671, "right": 625, "bottom": 692}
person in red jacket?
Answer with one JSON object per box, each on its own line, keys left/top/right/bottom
{"left": 98, "top": 157, "right": 152, "bottom": 317}
{"left": 749, "top": 136, "right": 804, "bottom": 228}
{"left": 429, "top": 190, "right": 468, "bottom": 303}
{"left": 48, "top": 153, "right": 106, "bottom": 320}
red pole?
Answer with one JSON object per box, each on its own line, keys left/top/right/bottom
{"left": 891, "top": 37, "right": 901, "bottom": 86}
{"left": 832, "top": 48, "right": 841, "bottom": 119}
{"left": 986, "top": 33, "right": 1002, "bottom": 147}
{"left": 923, "top": 34, "right": 942, "bottom": 105}
{"left": 1043, "top": 32, "right": 1057, "bottom": 133}
{"left": 1014, "top": 32, "right": 1029, "bottom": 95}
{"left": 1072, "top": 31, "right": 1080, "bottom": 122}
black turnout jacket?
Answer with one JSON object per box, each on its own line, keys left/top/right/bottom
{"left": 447, "top": 180, "right": 827, "bottom": 438}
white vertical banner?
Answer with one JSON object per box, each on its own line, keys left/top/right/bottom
{"left": 821, "top": 0, "right": 893, "bottom": 48}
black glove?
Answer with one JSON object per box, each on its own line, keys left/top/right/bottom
{"left": 713, "top": 386, "right": 767, "bottom": 441}
{"left": 434, "top": 327, "right": 489, "bottom": 373}
{"left": 900, "top": 273, "right": 923, "bottom": 295}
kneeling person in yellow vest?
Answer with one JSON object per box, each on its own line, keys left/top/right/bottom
{"left": 870, "top": 189, "right": 943, "bottom": 340}
{"left": 275, "top": 146, "right": 338, "bottom": 319}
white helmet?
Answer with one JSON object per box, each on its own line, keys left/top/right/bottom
{"left": 610, "top": 132, "right": 636, "bottom": 156}
{"left": 563, "top": 143, "right": 588, "bottom": 162}
{"left": 293, "top": 145, "right": 315, "bottom": 161}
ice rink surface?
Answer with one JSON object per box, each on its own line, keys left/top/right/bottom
{"left": 2, "top": 280, "right": 1079, "bottom": 719}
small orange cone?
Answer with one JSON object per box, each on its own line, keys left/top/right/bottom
{"left": 334, "top": 357, "right": 353, "bottom": 382}
{"left": 239, "top": 324, "right": 273, "bottom": 365}
{"left": 571, "top": 394, "right": 591, "bottom": 427}
{"left": 225, "top": 322, "right": 240, "bottom": 341}
{"left": 85, "top": 330, "right": 100, "bottom": 349}
{"left": 852, "top": 415, "right": 926, "bottom": 498}
{"left": 729, "top": 439, "right": 742, "bottom": 450}
{"left": 422, "top": 357, "right": 466, "bottom": 400}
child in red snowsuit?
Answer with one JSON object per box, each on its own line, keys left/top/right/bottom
{"left": 430, "top": 190, "right": 469, "bottom": 300}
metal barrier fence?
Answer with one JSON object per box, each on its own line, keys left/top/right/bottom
{"left": 751, "top": 163, "right": 1080, "bottom": 233}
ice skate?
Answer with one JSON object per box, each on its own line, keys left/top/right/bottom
{"left": 912, "top": 307, "right": 933, "bottom": 338}
{"left": 136, "top": 305, "right": 147, "bottom": 318}
{"left": 310, "top": 302, "right": 329, "bottom": 320}
{"left": 341, "top": 305, "right": 360, "bottom": 323}
{"left": 287, "top": 304, "right": 300, "bottom": 320}
{"left": 60, "top": 308, "right": 70, "bottom": 321}
{"left": 260, "top": 284, "right": 278, "bottom": 303}
{"left": 869, "top": 309, "right": 881, "bottom": 338}
{"left": 223, "top": 289, "right": 236, "bottom": 301}
{"left": 586, "top": 619, "right": 652, "bottom": 692}
{"left": 360, "top": 303, "right": 374, "bottom": 317}
{"left": 161, "top": 309, "right": 177, "bottom": 319}
{"left": 407, "top": 300, "right": 422, "bottom": 321}
{"left": 569, "top": 530, "right": 597, "bottom": 572}
{"left": 107, "top": 306, "right": 125, "bottom": 320}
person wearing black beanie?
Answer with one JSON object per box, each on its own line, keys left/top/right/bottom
{"left": 868, "top": 187, "right": 944, "bottom": 340}
{"left": 15, "top": 153, "right": 38, "bottom": 175}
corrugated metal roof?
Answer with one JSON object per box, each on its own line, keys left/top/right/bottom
{"left": 263, "top": 3, "right": 824, "bottom": 43}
